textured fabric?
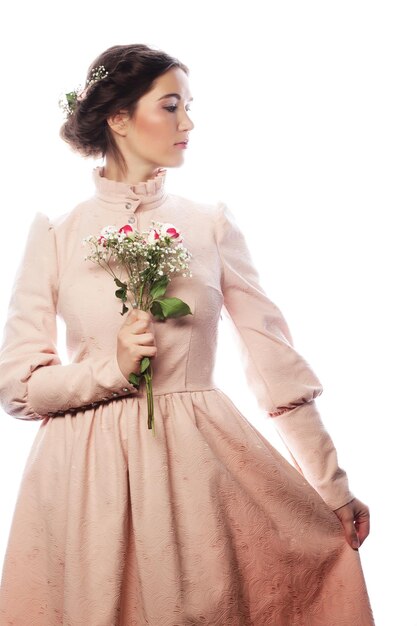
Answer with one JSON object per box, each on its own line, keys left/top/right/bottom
{"left": 0, "top": 166, "right": 375, "bottom": 625}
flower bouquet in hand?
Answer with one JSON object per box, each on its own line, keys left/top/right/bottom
{"left": 83, "top": 221, "right": 193, "bottom": 436}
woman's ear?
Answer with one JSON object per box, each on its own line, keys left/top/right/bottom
{"left": 106, "top": 109, "right": 130, "bottom": 137}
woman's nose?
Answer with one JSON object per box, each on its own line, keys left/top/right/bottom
{"left": 179, "top": 113, "right": 194, "bottom": 131}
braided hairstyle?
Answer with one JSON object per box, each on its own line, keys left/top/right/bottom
{"left": 59, "top": 43, "right": 189, "bottom": 175}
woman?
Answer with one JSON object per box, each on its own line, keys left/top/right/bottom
{"left": 0, "top": 43, "right": 375, "bottom": 625}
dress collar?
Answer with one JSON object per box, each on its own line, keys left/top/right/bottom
{"left": 92, "top": 165, "right": 168, "bottom": 211}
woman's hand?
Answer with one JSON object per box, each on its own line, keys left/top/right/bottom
{"left": 333, "top": 497, "right": 371, "bottom": 550}
{"left": 116, "top": 308, "right": 158, "bottom": 382}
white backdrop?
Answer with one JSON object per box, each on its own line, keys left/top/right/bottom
{"left": 1, "top": 2, "right": 416, "bottom": 624}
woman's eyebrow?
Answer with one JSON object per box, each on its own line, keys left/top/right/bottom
{"left": 157, "top": 93, "right": 194, "bottom": 101}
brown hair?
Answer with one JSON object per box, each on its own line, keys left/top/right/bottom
{"left": 59, "top": 43, "right": 189, "bottom": 175}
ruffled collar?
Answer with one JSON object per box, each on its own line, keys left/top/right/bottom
{"left": 92, "top": 165, "right": 168, "bottom": 211}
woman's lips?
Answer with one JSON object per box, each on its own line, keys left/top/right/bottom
{"left": 174, "top": 142, "right": 188, "bottom": 148}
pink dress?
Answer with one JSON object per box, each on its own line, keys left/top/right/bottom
{"left": 0, "top": 167, "right": 375, "bottom": 625}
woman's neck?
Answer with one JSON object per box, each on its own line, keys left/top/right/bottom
{"left": 103, "top": 156, "right": 162, "bottom": 185}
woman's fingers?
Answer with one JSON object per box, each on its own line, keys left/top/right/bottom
{"left": 354, "top": 506, "right": 371, "bottom": 545}
{"left": 117, "top": 309, "right": 157, "bottom": 380}
{"left": 132, "top": 331, "right": 156, "bottom": 346}
{"left": 333, "top": 498, "right": 371, "bottom": 550}
{"left": 126, "top": 308, "right": 153, "bottom": 323}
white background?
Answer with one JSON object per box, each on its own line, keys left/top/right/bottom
{"left": 1, "top": 2, "right": 416, "bottom": 624}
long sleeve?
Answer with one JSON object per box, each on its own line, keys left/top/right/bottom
{"left": 214, "top": 201, "right": 355, "bottom": 511}
{"left": 0, "top": 212, "right": 138, "bottom": 421}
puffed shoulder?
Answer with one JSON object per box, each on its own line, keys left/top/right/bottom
{"left": 27, "top": 211, "right": 56, "bottom": 234}
{"left": 17, "top": 211, "right": 59, "bottom": 301}
{"left": 213, "top": 200, "right": 259, "bottom": 260}
{"left": 22, "top": 211, "right": 58, "bottom": 255}
{"left": 213, "top": 201, "right": 239, "bottom": 235}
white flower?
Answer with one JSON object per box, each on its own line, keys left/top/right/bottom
{"left": 100, "top": 225, "right": 118, "bottom": 237}
{"left": 147, "top": 228, "right": 160, "bottom": 245}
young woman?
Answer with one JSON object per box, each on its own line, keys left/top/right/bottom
{"left": 0, "top": 43, "right": 375, "bottom": 625}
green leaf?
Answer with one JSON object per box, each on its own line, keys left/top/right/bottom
{"left": 114, "top": 278, "right": 127, "bottom": 289}
{"left": 140, "top": 357, "right": 150, "bottom": 373}
{"left": 128, "top": 372, "right": 142, "bottom": 387}
{"left": 121, "top": 303, "right": 129, "bottom": 315}
{"left": 65, "top": 91, "right": 78, "bottom": 110}
{"left": 115, "top": 287, "right": 127, "bottom": 301}
{"left": 153, "top": 297, "right": 193, "bottom": 319}
{"left": 149, "top": 275, "right": 169, "bottom": 299}
{"left": 149, "top": 300, "right": 166, "bottom": 321}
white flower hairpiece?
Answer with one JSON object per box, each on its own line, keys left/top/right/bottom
{"left": 58, "top": 65, "right": 109, "bottom": 118}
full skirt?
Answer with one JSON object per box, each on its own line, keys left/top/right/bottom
{"left": 0, "top": 389, "right": 375, "bottom": 625}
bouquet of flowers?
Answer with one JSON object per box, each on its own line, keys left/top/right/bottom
{"left": 83, "top": 221, "right": 193, "bottom": 436}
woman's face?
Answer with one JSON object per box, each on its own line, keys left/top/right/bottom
{"left": 118, "top": 66, "right": 194, "bottom": 169}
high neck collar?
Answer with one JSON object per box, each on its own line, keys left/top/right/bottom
{"left": 92, "top": 165, "right": 168, "bottom": 211}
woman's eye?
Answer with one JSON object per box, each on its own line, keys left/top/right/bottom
{"left": 165, "top": 105, "right": 192, "bottom": 113}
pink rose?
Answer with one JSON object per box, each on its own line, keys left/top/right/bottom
{"left": 161, "top": 223, "right": 182, "bottom": 242}
{"left": 118, "top": 225, "right": 134, "bottom": 236}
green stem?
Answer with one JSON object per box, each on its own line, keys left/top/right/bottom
{"left": 96, "top": 259, "right": 119, "bottom": 281}
{"left": 143, "top": 362, "right": 155, "bottom": 437}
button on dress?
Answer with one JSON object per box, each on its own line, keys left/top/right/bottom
{"left": 0, "top": 167, "right": 375, "bottom": 625}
